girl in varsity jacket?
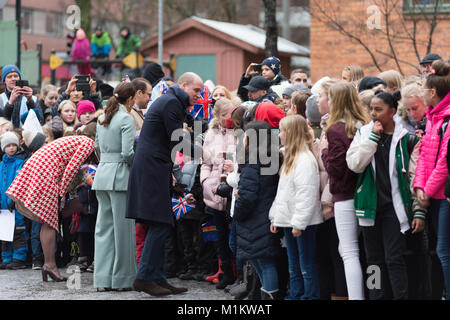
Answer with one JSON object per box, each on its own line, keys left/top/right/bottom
{"left": 346, "top": 90, "right": 425, "bottom": 300}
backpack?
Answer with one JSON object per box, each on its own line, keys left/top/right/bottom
{"left": 435, "top": 116, "right": 450, "bottom": 167}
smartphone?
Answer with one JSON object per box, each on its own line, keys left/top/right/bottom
{"left": 75, "top": 75, "right": 91, "bottom": 92}
{"left": 15, "top": 80, "right": 29, "bottom": 87}
{"left": 253, "top": 64, "right": 262, "bottom": 73}
{"left": 75, "top": 75, "right": 90, "bottom": 83}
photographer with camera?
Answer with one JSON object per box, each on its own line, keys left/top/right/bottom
{"left": 52, "top": 75, "right": 102, "bottom": 117}
{"left": 0, "top": 65, "right": 40, "bottom": 128}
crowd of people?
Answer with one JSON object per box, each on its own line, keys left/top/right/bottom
{"left": 0, "top": 50, "right": 449, "bottom": 301}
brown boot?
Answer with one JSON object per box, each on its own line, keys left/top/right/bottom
{"left": 159, "top": 282, "right": 188, "bottom": 294}
{"left": 133, "top": 278, "right": 172, "bottom": 296}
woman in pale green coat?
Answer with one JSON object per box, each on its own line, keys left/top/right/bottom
{"left": 93, "top": 82, "right": 137, "bottom": 290}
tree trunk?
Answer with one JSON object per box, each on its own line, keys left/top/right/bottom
{"left": 263, "top": 0, "right": 278, "bottom": 57}
{"left": 76, "top": 0, "right": 92, "bottom": 38}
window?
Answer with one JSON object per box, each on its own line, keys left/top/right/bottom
{"left": 21, "top": 9, "right": 33, "bottom": 33}
{"left": 403, "top": 0, "right": 450, "bottom": 14}
{"left": 46, "top": 12, "right": 63, "bottom": 36}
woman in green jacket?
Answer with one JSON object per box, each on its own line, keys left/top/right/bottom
{"left": 93, "top": 82, "right": 137, "bottom": 291}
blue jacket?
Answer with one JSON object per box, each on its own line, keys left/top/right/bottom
{"left": 0, "top": 154, "right": 24, "bottom": 209}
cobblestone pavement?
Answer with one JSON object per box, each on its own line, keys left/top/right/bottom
{"left": 0, "top": 268, "right": 233, "bottom": 300}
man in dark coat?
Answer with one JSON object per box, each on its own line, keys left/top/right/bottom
{"left": 127, "top": 72, "right": 203, "bottom": 296}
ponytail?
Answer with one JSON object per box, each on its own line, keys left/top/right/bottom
{"left": 99, "top": 82, "right": 135, "bottom": 127}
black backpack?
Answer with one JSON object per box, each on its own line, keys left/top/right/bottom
{"left": 435, "top": 116, "right": 450, "bottom": 167}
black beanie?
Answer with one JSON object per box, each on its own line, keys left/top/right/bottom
{"left": 358, "top": 76, "right": 387, "bottom": 93}
{"left": 143, "top": 62, "right": 165, "bottom": 87}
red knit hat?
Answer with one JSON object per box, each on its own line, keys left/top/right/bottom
{"left": 77, "top": 100, "right": 95, "bottom": 119}
{"left": 254, "top": 102, "right": 285, "bottom": 128}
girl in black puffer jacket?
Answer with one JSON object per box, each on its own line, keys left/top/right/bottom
{"left": 234, "top": 120, "right": 282, "bottom": 300}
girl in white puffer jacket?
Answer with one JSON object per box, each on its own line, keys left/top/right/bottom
{"left": 269, "top": 115, "right": 323, "bottom": 300}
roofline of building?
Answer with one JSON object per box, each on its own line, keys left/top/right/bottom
{"left": 141, "top": 17, "right": 310, "bottom": 58}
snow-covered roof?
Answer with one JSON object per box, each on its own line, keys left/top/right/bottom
{"left": 192, "top": 16, "right": 310, "bottom": 57}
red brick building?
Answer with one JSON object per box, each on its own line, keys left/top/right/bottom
{"left": 310, "top": 0, "right": 450, "bottom": 83}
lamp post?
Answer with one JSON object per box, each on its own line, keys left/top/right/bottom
{"left": 16, "top": 0, "right": 21, "bottom": 69}
{"left": 158, "top": 0, "right": 163, "bottom": 66}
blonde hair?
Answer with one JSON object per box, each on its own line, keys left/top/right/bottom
{"left": 326, "top": 81, "right": 370, "bottom": 139}
{"left": 401, "top": 82, "right": 424, "bottom": 100}
{"left": 212, "top": 85, "right": 232, "bottom": 100}
{"left": 320, "top": 79, "right": 339, "bottom": 96}
{"left": 41, "top": 84, "right": 58, "bottom": 98}
{"left": 358, "top": 89, "right": 374, "bottom": 112}
{"left": 42, "top": 125, "right": 55, "bottom": 143}
{"left": 58, "top": 100, "right": 79, "bottom": 128}
{"left": 279, "top": 115, "right": 316, "bottom": 176}
{"left": 209, "top": 98, "right": 234, "bottom": 130}
{"left": 378, "top": 70, "right": 404, "bottom": 91}
{"left": 343, "top": 65, "right": 365, "bottom": 82}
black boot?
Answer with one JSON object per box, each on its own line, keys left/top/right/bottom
{"left": 225, "top": 268, "right": 244, "bottom": 292}
{"left": 216, "top": 264, "right": 235, "bottom": 290}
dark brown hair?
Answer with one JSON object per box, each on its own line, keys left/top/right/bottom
{"left": 100, "top": 82, "right": 135, "bottom": 127}
{"left": 291, "top": 90, "right": 312, "bottom": 117}
{"left": 131, "top": 77, "right": 151, "bottom": 95}
{"left": 426, "top": 60, "right": 450, "bottom": 100}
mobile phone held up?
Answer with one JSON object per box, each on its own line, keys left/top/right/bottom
{"left": 15, "top": 80, "right": 29, "bottom": 88}
{"left": 75, "top": 75, "right": 91, "bottom": 93}
{"left": 253, "top": 64, "right": 262, "bottom": 73}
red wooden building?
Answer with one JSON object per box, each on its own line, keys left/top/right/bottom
{"left": 141, "top": 16, "right": 310, "bottom": 91}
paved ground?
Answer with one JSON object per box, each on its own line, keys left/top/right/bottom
{"left": 0, "top": 267, "right": 233, "bottom": 300}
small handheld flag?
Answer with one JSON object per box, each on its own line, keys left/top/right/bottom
{"left": 172, "top": 193, "right": 196, "bottom": 220}
{"left": 189, "top": 86, "right": 214, "bottom": 122}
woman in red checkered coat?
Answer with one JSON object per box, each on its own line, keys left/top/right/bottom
{"left": 6, "top": 135, "right": 95, "bottom": 281}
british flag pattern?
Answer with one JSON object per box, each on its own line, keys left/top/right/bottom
{"left": 6, "top": 136, "right": 95, "bottom": 231}
{"left": 189, "top": 86, "right": 214, "bottom": 122}
{"left": 172, "top": 193, "right": 195, "bottom": 220}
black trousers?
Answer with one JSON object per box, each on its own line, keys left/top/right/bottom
{"left": 362, "top": 207, "right": 408, "bottom": 300}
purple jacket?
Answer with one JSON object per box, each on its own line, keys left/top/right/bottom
{"left": 322, "top": 121, "right": 358, "bottom": 202}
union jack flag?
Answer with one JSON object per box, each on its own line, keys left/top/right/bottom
{"left": 189, "top": 86, "right": 214, "bottom": 122}
{"left": 201, "top": 220, "right": 218, "bottom": 242}
{"left": 81, "top": 164, "right": 97, "bottom": 180}
{"left": 172, "top": 193, "right": 196, "bottom": 220}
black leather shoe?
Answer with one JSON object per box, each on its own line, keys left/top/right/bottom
{"left": 133, "top": 279, "right": 172, "bottom": 296}
{"left": 6, "top": 259, "right": 27, "bottom": 270}
{"left": 158, "top": 282, "right": 188, "bottom": 294}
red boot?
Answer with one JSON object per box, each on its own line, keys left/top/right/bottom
{"left": 206, "top": 259, "right": 223, "bottom": 283}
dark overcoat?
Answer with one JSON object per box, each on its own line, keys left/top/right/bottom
{"left": 126, "top": 85, "right": 189, "bottom": 226}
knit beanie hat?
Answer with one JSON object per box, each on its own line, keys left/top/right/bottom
{"left": 261, "top": 56, "right": 281, "bottom": 76}
{"left": 254, "top": 102, "right": 285, "bottom": 129}
{"left": 22, "top": 130, "right": 46, "bottom": 153}
{"left": 306, "top": 94, "right": 322, "bottom": 123}
{"left": 1, "top": 64, "right": 22, "bottom": 83}
{"left": 143, "top": 62, "right": 165, "bottom": 87}
{"left": 1, "top": 131, "right": 19, "bottom": 152}
{"left": 77, "top": 100, "right": 96, "bottom": 119}
{"left": 358, "top": 77, "right": 387, "bottom": 93}
{"left": 282, "top": 83, "right": 309, "bottom": 97}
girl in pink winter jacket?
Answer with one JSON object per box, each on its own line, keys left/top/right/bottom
{"left": 200, "top": 98, "right": 237, "bottom": 289}
{"left": 71, "top": 29, "right": 94, "bottom": 76}
{"left": 413, "top": 60, "right": 450, "bottom": 300}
